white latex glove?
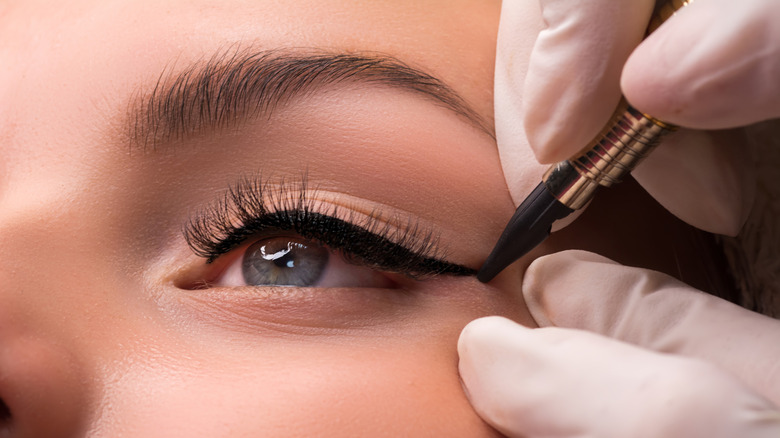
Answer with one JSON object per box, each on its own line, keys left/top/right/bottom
{"left": 494, "top": 0, "right": 780, "bottom": 235}
{"left": 459, "top": 250, "right": 780, "bottom": 438}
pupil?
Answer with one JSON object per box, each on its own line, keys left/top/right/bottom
{"left": 242, "top": 237, "right": 329, "bottom": 286}
{"left": 273, "top": 252, "right": 295, "bottom": 269}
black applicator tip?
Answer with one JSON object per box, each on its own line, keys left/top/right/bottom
{"left": 477, "top": 182, "right": 574, "bottom": 283}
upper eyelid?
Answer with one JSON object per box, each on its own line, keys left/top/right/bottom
{"left": 182, "top": 175, "right": 475, "bottom": 277}
{"left": 182, "top": 175, "right": 439, "bottom": 260}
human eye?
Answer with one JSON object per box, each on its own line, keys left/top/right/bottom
{"left": 209, "top": 235, "right": 396, "bottom": 288}
{"left": 182, "top": 175, "right": 476, "bottom": 289}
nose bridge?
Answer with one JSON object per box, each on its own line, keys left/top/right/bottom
{"left": 0, "top": 194, "right": 99, "bottom": 437}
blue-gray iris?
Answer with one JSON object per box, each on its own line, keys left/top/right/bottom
{"left": 242, "top": 237, "right": 329, "bottom": 286}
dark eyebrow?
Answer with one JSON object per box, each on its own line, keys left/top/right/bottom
{"left": 126, "top": 48, "right": 494, "bottom": 149}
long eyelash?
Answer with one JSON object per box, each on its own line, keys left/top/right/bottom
{"left": 183, "top": 175, "right": 476, "bottom": 278}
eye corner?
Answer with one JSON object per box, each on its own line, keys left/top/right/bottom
{"left": 172, "top": 249, "right": 242, "bottom": 291}
{"left": 180, "top": 278, "right": 216, "bottom": 291}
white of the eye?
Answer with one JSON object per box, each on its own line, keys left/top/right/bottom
{"left": 313, "top": 254, "right": 393, "bottom": 288}
{"left": 216, "top": 252, "right": 249, "bottom": 287}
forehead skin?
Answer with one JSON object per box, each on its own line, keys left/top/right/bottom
{"left": 0, "top": 0, "right": 499, "bottom": 149}
{"left": 0, "top": 1, "right": 538, "bottom": 437}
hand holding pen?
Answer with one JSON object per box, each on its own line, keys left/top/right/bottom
{"left": 459, "top": 0, "right": 780, "bottom": 436}
{"left": 479, "top": 0, "right": 769, "bottom": 280}
{"left": 500, "top": 0, "right": 776, "bottom": 237}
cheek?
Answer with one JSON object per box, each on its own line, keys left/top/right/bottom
{"left": 92, "top": 337, "right": 501, "bottom": 436}
{"left": 89, "top": 277, "right": 523, "bottom": 437}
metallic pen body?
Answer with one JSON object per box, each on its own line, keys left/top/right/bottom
{"left": 543, "top": 101, "right": 676, "bottom": 211}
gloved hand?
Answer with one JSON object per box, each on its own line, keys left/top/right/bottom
{"left": 481, "top": 2, "right": 780, "bottom": 435}
{"left": 493, "top": 0, "right": 780, "bottom": 235}
{"left": 459, "top": 250, "right": 780, "bottom": 438}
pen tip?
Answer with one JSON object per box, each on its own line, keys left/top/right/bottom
{"left": 477, "top": 182, "right": 573, "bottom": 283}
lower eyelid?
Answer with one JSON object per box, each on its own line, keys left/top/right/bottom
{"left": 165, "top": 272, "right": 508, "bottom": 339}
{"left": 171, "top": 284, "right": 422, "bottom": 335}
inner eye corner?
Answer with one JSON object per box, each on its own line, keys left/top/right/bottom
{"left": 178, "top": 278, "right": 215, "bottom": 291}
{"left": 172, "top": 255, "right": 234, "bottom": 291}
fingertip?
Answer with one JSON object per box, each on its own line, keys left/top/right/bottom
{"left": 522, "top": 250, "right": 665, "bottom": 331}
{"left": 623, "top": 0, "right": 780, "bottom": 128}
{"left": 458, "top": 317, "right": 537, "bottom": 392}
{"left": 522, "top": 0, "right": 654, "bottom": 163}
{"left": 621, "top": 35, "right": 673, "bottom": 119}
{"left": 457, "top": 317, "right": 534, "bottom": 436}
{"left": 620, "top": 1, "right": 702, "bottom": 122}
{"left": 459, "top": 316, "right": 529, "bottom": 355}
{"left": 522, "top": 78, "right": 620, "bottom": 164}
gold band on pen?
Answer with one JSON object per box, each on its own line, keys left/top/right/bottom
{"left": 542, "top": 101, "right": 678, "bottom": 210}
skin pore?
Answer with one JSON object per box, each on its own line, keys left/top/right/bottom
{"left": 0, "top": 0, "right": 731, "bottom": 436}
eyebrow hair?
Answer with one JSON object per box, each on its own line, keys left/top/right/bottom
{"left": 126, "top": 47, "right": 494, "bottom": 149}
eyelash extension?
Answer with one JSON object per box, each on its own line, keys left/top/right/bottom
{"left": 183, "top": 175, "right": 476, "bottom": 278}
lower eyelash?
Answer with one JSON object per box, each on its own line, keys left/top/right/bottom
{"left": 183, "top": 174, "right": 476, "bottom": 278}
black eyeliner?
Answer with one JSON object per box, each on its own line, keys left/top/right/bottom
{"left": 184, "top": 176, "right": 476, "bottom": 278}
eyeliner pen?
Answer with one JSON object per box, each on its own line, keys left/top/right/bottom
{"left": 477, "top": 0, "right": 692, "bottom": 282}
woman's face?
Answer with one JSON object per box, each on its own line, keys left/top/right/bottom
{"left": 0, "top": 0, "right": 729, "bottom": 435}
{"left": 0, "top": 0, "right": 546, "bottom": 435}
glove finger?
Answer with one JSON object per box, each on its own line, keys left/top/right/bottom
{"left": 494, "top": 0, "right": 549, "bottom": 205}
{"left": 633, "top": 127, "right": 755, "bottom": 236}
{"left": 458, "top": 316, "right": 780, "bottom": 438}
{"left": 523, "top": 250, "right": 780, "bottom": 406}
{"left": 623, "top": 0, "right": 780, "bottom": 128}
{"left": 522, "top": 0, "right": 655, "bottom": 163}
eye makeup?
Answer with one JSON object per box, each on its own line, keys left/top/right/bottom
{"left": 183, "top": 175, "right": 476, "bottom": 278}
